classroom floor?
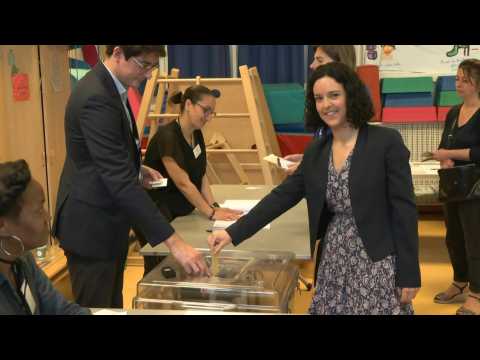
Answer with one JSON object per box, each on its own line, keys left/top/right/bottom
{"left": 122, "top": 215, "right": 464, "bottom": 315}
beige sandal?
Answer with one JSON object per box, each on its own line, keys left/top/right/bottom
{"left": 434, "top": 283, "right": 469, "bottom": 304}
{"left": 456, "top": 294, "right": 480, "bottom": 315}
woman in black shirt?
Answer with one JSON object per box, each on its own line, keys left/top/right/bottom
{"left": 432, "top": 59, "right": 480, "bottom": 315}
{"left": 137, "top": 85, "right": 241, "bottom": 275}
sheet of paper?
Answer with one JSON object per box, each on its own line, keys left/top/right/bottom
{"left": 212, "top": 200, "right": 271, "bottom": 230}
{"left": 94, "top": 309, "right": 128, "bottom": 315}
{"left": 263, "top": 154, "right": 295, "bottom": 170}
{"left": 410, "top": 161, "right": 440, "bottom": 176}
{"left": 210, "top": 250, "right": 219, "bottom": 276}
{"left": 279, "top": 157, "right": 295, "bottom": 169}
{"left": 150, "top": 178, "right": 168, "bottom": 188}
{"left": 222, "top": 199, "right": 260, "bottom": 212}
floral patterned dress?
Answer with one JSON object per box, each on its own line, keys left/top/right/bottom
{"left": 308, "top": 151, "right": 414, "bottom": 315}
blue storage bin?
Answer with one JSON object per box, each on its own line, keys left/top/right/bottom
{"left": 274, "top": 123, "right": 308, "bottom": 134}
{"left": 383, "top": 92, "right": 434, "bottom": 107}
{"left": 436, "top": 76, "right": 456, "bottom": 92}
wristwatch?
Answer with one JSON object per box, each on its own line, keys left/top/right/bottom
{"left": 209, "top": 207, "right": 216, "bottom": 220}
{"left": 211, "top": 202, "right": 220, "bottom": 208}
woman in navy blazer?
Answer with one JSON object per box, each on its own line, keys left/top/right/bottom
{"left": 208, "top": 63, "right": 421, "bottom": 314}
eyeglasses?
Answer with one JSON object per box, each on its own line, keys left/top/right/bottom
{"left": 131, "top": 56, "right": 159, "bottom": 71}
{"left": 196, "top": 102, "right": 216, "bottom": 118}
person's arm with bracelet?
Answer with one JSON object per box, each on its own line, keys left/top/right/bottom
{"left": 436, "top": 115, "right": 456, "bottom": 168}
{"left": 433, "top": 148, "right": 479, "bottom": 162}
{"left": 162, "top": 157, "right": 241, "bottom": 221}
{"left": 200, "top": 175, "right": 216, "bottom": 206}
{"left": 200, "top": 175, "right": 242, "bottom": 216}
{"left": 433, "top": 108, "right": 480, "bottom": 166}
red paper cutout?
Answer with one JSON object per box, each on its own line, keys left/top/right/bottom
{"left": 12, "top": 73, "right": 30, "bottom": 101}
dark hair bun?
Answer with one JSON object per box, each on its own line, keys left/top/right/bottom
{"left": 0, "top": 160, "right": 31, "bottom": 217}
{"left": 210, "top": 89, "right": 221, "bottom": 98}
{"left": 169, "top": 91, "right": 183, "bottom": 105}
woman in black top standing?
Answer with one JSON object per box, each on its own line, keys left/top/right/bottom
{"left": 137, "top": 85, "right": 241, "bottom": 275}
{"left": 433, "top": 59, "right": 480, "bottom": 315}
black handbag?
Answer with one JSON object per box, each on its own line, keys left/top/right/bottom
{"left": 438, "top": 115, "right": 480, "bottom": 202}
{"left": 438, "top": 164, "right": 480, "bottom": 202}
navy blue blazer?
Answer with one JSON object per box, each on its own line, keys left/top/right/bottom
{"left": 52, "top": 62, "right": 174, "bottom": 260}
{"left": 0, "top": 253, "right": 90, "bottom": 315}
{"left": 226, "top": 124, "right": 421, "bottom": 288}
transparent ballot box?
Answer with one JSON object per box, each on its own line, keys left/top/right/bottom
{"left": 133, "top": 250, "right": 299, "bottom": 313}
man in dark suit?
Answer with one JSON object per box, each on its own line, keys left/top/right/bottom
{"left": 53, "top": 45, "right": 208, "bottom": 309}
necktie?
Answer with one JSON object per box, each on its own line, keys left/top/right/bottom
{"left": 125, "top": 98, "right": 139, "bottom": 148}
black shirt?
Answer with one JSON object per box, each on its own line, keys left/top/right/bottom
{"left": 439, "top": 104, "right": 480, "bottom": 167}
{"left": 144, "top": 120, "right": 207, "bottom": 219}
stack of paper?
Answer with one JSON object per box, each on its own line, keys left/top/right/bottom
{"left": 150, "top": 178, "right": 168, "bottom": 188}
{"left": 94, "top": 309, "right": 128, "bottom": 315}
{"left": 263, "top": 154, "right": 295, "bottom": 170}
{"left": 212, "top": 200, "right": 271, "bottom": 230}
{"left": 410, "top": 161, "right": 440, "bottom": 176}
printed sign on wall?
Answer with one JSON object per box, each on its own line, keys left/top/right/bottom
{"left": 364, "top": 45, "right": 480, "bottom": 76}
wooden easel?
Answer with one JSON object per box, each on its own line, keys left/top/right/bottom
{"left": 136, "top": 68, "right": 180, "bottom": 152}
{"left": 136, "top": 65, "right": 284, "bottom": 185}
{"left": 206, "top": 132, "right": 249, "bottom": 184}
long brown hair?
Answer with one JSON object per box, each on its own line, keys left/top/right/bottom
{"left": 459, "top": 58, "right": 480, "bottom": 96}
{"left": 312, "top": 45, "right": 357, "bottom": 71}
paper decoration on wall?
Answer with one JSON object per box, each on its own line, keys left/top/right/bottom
{"left": 8, "top": 49, "right": 30, "bottom": 101}
{"left": 446, "top": 45, "right": 470, "bottom": 57}
{"left": 11, "top": 73, "right": 30, "bottom": 101}
{"left": 363, "top": 45, "right": 480, "bottom": 76}
{"left": 381, "top": 45, "right": 397, "bottom": 61}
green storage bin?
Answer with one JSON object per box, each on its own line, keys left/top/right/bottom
{"left": 263, "top": 83, "right": 305, "bottom": 125}
{"left": 382, "top": 77, "right": 434, "bottom": 94}
{"left": 437, "top": 91, "right": 462, "bottom": 106}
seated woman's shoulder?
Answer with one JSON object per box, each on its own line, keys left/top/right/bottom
{"left": 152, "top": 121, "right": 178, "bottom": 140}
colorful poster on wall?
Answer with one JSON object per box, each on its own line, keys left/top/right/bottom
{"left": 364, "top": 45, "right": 480, "bottom": 76}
